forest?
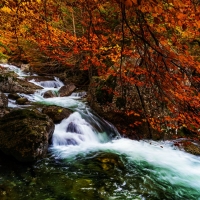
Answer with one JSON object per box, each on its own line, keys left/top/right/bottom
{"left": 0, "top": 0, "right": 200, "bottom": 138}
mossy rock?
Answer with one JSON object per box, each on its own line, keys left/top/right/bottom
{"left": 42, "top": 105, "right": 72, "bottom": 123}
{"left": 0, "top": 109, "right": 55, "bottom": 162}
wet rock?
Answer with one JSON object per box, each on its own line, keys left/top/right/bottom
{"left": 58, "top": 83, "right": 76, "bottom": 97}
{"left": 8, "top": 93, "right": 20, "bottom": 100}
{"left": 16, "top": 97, "right": 29, "bottom": 105}
{"left": 43, "top": 90, "right": 56, "bottom": 98}
{"left": 0, "top": 71, "right": 42, "bottom": 94}
{"left": 0, "top": 109, "right": 55, "bottom": 162}
{"left": 181, "top": 141, "right": 200, "bottom": 155}
{"left": 42, "top": 105, "right": 72, "bottom": 123}
{"left": 184, "top": 144, "right": 200, "bottom": 155}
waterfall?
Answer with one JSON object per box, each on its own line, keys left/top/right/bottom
{"left": 53, "top": 112, "right": 109, "bottom": 146}
{"left": 0, "top": 63, "right": 36, "bottom": 77}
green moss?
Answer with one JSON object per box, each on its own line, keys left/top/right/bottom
{"left": 0, "top": 109, "right": 47, "bottom": 124}
{"left": 0, "top": 108, "right": 54, "bottom": 161}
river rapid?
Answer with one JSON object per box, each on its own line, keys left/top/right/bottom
{"left": 0, "top": 64, "right": 200, "bottom": 200}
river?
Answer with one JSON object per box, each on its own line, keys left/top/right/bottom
{"left": 0, "top": 64, "right": 200, "bottom": 200}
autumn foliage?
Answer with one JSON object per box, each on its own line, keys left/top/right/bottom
{"left": 0, "top": 0, "right": 200, "bottom": 136}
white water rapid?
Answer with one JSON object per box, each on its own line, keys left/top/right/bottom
{"left": 1, "top": 63, "right": 200, "bottom": 199}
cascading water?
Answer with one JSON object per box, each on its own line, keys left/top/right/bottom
{"left": 1, "top": 64, "right": 200, "bottom": 200}
{"left": 0, "top": 63, "right": 36, "bottom": 77}
{"left": 53, "top": 112, "right": 110, "bottom": 146}
{"left": 29, "top": 77, "right": 64, "bottom": 89}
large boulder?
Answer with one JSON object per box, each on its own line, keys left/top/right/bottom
{"left": 0, "top": 109, "right": 55, "bottom": 162}
{"left": 42, "top": 105, "right": 72, "bottom": 123}
{"left": 58, "top": 83, "right": 76, "bottom": 97}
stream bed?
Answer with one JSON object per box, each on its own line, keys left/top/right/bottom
{"left": 0, "top": 64, "right": 200, "bottom": 200}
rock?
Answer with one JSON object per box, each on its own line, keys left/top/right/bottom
{"left": 16, "top": 97, "right": 29, "bottom": 105}
{"left": 180, "top": 141, "right": 200, "bottom": 156}
{"left": 185, "top": 144, "right": 200, "bottom": 155}
{"left": 20, "top": 64, "right": 30, "bottom": 73}
{"left": 43, "top": 90, "right": 56, "bottom": 98}
{"left": 58, "top": 83, "right": 76, "bottom": 97}
{"left": 0, "top": 109, "right": 55, "bottom": 162}
{"left": 0, "top": 92, "right": 8, "bottom": 108}
{"left": 42, "top": 105, "right": 72, "bottom": 123}
{"left": 8, "top": 93, "right": 20, "bottom": 100}
{"left": 0, "top": 71, "right": 42, "bottom": 94}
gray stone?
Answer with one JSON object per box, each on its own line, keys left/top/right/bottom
{"left": 42, "top": 105, "right": 72, "bottom": 123}
{"left": 43, "top": 90, "right": 56, "bottom": 98}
